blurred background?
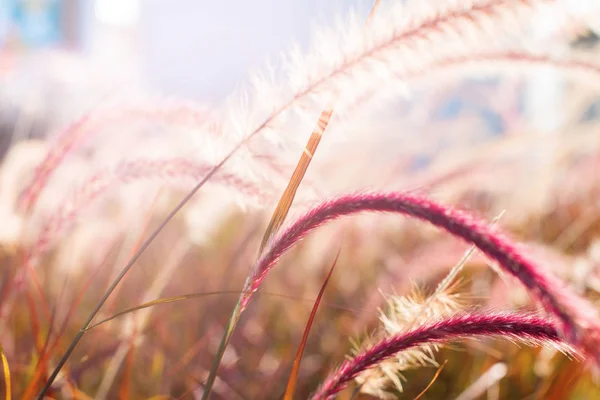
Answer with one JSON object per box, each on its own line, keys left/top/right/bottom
{"left": 0, "top": 0, "right": 375, "bottom": 100}
{"left": 0, "top": 0, "right": 377, "bottom": 163}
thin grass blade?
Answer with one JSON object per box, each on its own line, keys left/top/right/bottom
{"left": 413, "top": 360, "right": 447, "bottom": 400}
{"left": 86, "top": 290, "right": 358, "bottom": 331}
{"left": 284, "top": 249, "right": 341, "bottom": 400}
{"left": 0, "top": 342, "right": 11, "bottom": 400}
{"left": 259, "top": 0, "right": 381, "bottom": 252}
{"left": 85, "top": 292, "right": 242, "bottom": 330}
{"left": 259, "top": 104, "right": 335, "bottom": 252}
{"left": 117, "top": 346, "right": 135, "bottom": 400}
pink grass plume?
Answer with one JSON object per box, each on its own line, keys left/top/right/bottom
{"left": 312, "top": 312, "right": 574, "bottom": 399}
{"left": 245, "top": 192, "right": 600, "bottom": 363}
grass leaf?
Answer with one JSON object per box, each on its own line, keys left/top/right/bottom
{"left": 259, "top": 104, "right": 335, "bottom": 252}
{"left": 0, "top": 342, "right": 11, "bottom": 400}
{"left": 259, "top": 0, "right": 381, "bottom": 252}
{"left": 413, "top": 360, "right": 447, "bottom": 400}
{"left": 284, "top": 248, "right": 341, "bottom": 400}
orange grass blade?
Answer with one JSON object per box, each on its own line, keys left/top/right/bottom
{"left": 37, "top": 193, "right": 169, "bottom": 399}
{"left": 118, "top": 346, "right": 135, "bottom": 400}
{"left": 0, "top": 252, "right": 50, "bottom": 340}
{"left": 413, "top": 360, "right": 447, "bottom": 400}
{"left": 84, "top": 292, "right": 243, "bottom": 330}
{"left": 71, "top": 388, "right": 94, "bottom": 400}
{"left": 20, "top": 246, "right": 116, "bottom": 400}
{"left": 259, "top": 104, "right": 335, "bottom": 252}
{"left": 259, "top": 0, "right": 382, "bottom": 252}
{"left": 25, "top": 201, "right": 156, "bottom": 400}
{"left": 0, "top": 342, "right": 11, "bottom": 400}
{"left": 24, "top": 289, "right": 44, "bottom": 357}
{"left": 86, "top": 290, "right": 359, "bottom": 331}
{"left": 284, "top": 249, "right": 340, "bottom": 400}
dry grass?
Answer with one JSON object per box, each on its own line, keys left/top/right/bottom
{"left": 2, "top": 1, "right": 600, "bottom": 399}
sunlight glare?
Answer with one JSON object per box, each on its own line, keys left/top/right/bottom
{"left": 94, "top": 0, "right": 140, "bottom": 26}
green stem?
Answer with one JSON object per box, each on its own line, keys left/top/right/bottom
{"left": 201, "top": 296, "right": 243, "bottom": 399}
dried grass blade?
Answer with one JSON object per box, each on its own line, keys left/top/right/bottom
{"left": 0, "top": 342, "right": 11, "bottom": 400}
{"left": 259, "top": 104, "right": 335, "bottom": 252}
{"left": 20, "top": 248, "right": 115, "bottom": 400}
{"left": 259, "top": 0, "right": 381, "bottom": 252}
{"left": 84, "top": 292, "right": 240, "bottom": 331}
{"left": 117, "top": 346, "right": 135, "bottom": 400}
{"left": 86, "top": 290, "right": 357, "bottom": 331}
{"left": 413, "top": 360, "right": 447, "bottom": 400}
{"left": 284, "top": 249, "right": 340, "bottom": 400}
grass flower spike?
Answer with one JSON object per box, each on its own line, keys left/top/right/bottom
{"left": 248, "top": 192, "right": 600, "bottom": 359}
{"left": 312, "top": 312, "right": 576, "bottom": 399}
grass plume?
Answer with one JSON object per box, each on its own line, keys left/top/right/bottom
{"left": 247, "top": 192, "right": 600, "bottom": 357}
{"left": 312, "top": 312, "right": 576, "bottom": 399}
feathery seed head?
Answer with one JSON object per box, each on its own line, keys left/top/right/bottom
{"left": 352, "top": 283, "right": 465, "bottom": 398}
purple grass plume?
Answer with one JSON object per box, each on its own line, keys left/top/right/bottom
{"left": 244, "top": 192, "right": 600, "bottom": 363}
{"left": 312, "top": 312, "right": 575, "bottom": 399}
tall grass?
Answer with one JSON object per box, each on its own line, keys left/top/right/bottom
{"left": 1, "top": 0, "right": 600, "bottom": 399}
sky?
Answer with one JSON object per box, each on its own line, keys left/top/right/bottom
{"left": 137, "top": 0, "right": 372, "bottom": 101}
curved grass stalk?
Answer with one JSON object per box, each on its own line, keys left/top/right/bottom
{"left": 0, "top": 342, "right": 11, "bottom": 400}
{"left": 284, "top": 250, "right": 340, "bottom": 400}
{"left": 311, "top": 312, "right": 575, "bottom": 399}
{"left": 84, "top": 290, "right": 359, "bottom": 332}
{"left": 246, "top": 192, "right": 600, "bottom": 359}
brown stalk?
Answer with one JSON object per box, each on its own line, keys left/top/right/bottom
{"left": 0, "top": 342, "right": 11, "bottom": 400}
{"left": 284, "top": 249, "right": 340, "bottom": 399}
{"left": 258, "top": 0, "right": 382, "bottom": 252}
